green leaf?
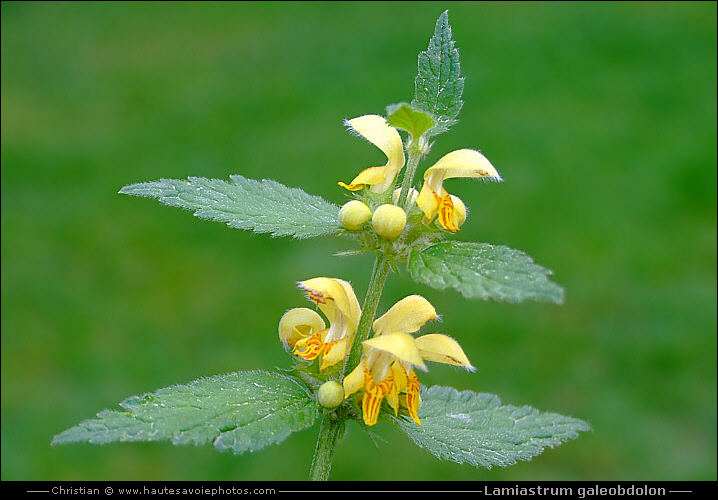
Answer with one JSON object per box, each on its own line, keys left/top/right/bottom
{"left": 395, "top": 385, "right": 591, "bottom": 468}
{"left": 119, "top": 175, "right": 341, "bottom": 239}
{"left": 52, "top": 370, "right": 319, "bottom": 455}
{"left": 412, "top": 10, "right": 464, "bottom": 137}
{"left": 408, "top": 241, "right": 565, "bottom": 304}
{"left": 386, "top": 102, "right": 435, "bottom": 139}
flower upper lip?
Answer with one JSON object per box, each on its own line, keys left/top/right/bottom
{"left": 291, "top": 277, "right": 362, "bottom": 371}
{"left": 299, "top": 277, "right": 361, "bottom": 333}
{"left": 338, "top": 114, "right": 405, "bottom": 193}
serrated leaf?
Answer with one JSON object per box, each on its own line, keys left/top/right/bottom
{"left": 52, "top": 370, "right": 319, "bottom": 455}
{"left": 412, "top": 10, "right": 464, "bottom": 137}
{"left": 408, "top": 241, "right": 565, "bottom": 304}
{"left": 119, "top": 175, "right": 341, "bottom": 239}
{"left": 386, "top": 102, "right": 436, "bottom": 139}
{"left": 395, "top": 385, "right": 590, "bottom": 468}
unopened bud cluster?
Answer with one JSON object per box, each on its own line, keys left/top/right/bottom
{"left": 339, "top": 200, "right": 407, "bottom": 241}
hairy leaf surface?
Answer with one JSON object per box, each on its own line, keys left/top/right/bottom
{"left": 52, "top": 370, "right": 319, "bottom": 455}
{"left": 120, "top": 175, "right": 341, "bottom": 239}
{"left": 395, "top": 385, "right": 590, "bottom": 468}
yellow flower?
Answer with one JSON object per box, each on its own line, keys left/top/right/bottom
{"left": 343, "top": 295, "right": 474, "bottom": 426}
{"left": 415, "top": 149, "right": 502, "bottom": 232}
{"left": 278, "top": 307, "right": 326, "bottom": 348}
{"left": 338, "top": 115, "right": 405, "bottom": 193}
{"left": 292, "top": 277, "right": 362, "bottom": 371}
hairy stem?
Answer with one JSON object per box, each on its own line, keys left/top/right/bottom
{"left": 309, "top": 139, "right": 425, "bottom": 480}
{"left": 345, "top": 251, "right": 391, "bottom": 374}
{"left": 309, "top": 252, "right": 390, "bottom": 480}
{"left": 397, "top": 135, "right": 427, "bottom": 211}
{"left": 308, "top": 412, "right": 345, "bottom": 481}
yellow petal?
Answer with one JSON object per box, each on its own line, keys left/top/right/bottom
{"left": 414, "top": 333, "right": 475, "bottom": 371}
{"left": 345, "top": 115, "right": 405, "bottom": 193}
{"left": 319, "top": 337, "right": 347, "bottom": 370}
{"left": 423, "top": 149, "right": 502, "bottom": 182}
{"left": 363, "top": 332, "right": 427, "bottom": 371}
{"left": 448, "top": 195, "right": 467, "bottom": 228}
{"left": 373, "top": 295, "right": 437, "bottom": 336}
{"left": 385, "top": 363, "right": 405, "bottom": 415}
{"left": 338, "top": 166, "right": 388, "bottom": 191}
{"left": 335, "top": 279, "right": 362, "bottom": 332}
{"left": 278, "top": 308, "right": 326, "bottom": 347}
{"left": 343, "top": 359, "right": 367, "bottom": 398}
{"left": 391, "top": 362, "right": 409, "bottom": 395}
{"left": 417, "top": 149, "right": 500, "bottom": 222}
{"left": 405, "top": 369, "right": 422, "bottom": 425}
{"left": 415, "top": 181, "right": 441, "bottom": 220}
{"left": 360, "top": 373, "right": 393, "bottom": 426}
{"left": 385, "top": 389, "right": 399, "bottom": 415}
{"left": 299, "top": 277, "right": 361, "bottom": 331}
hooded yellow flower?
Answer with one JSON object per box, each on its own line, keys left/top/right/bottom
{"left": 416, "top": 149, "right": 502, "bottom": 232}
{"left": 291, "top": 277, "right": 362, "bottom": 371}
{"left": 278, "top": 307, "right": 326, "bottom": 349}
{"left": 343, "top": 295, "right": 474, "bottom": 426}
{"left": 338, "top": 115, "right": 405, "bottom": 194}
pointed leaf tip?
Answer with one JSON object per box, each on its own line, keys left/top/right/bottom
{"left": 412, "top": 10, "right": 464, "bottom": 137}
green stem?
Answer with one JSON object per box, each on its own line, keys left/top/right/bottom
{"left": 396, "top": 142, "right": 422, "bottom": 210}
{"left": 308, "top": 252, "right": 391, "bottom": 481}
{"left": 345, "top": 251, "right": 391, "bottom": 374}
{"left": 397, "top": 135, "right": 428, "bottom": 212}
{"left": 308, "top": 412, "right": 345, "bottom": 481}
{"left": 309, "top": 137, "right": 423, "bottom": 479}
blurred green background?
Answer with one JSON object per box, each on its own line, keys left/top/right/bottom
{"left": 2, "top": 1, "right": 715, "bottom": 481}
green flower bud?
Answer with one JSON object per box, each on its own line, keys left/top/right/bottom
{"left": 339, "top": 200, "right": 372, "bottom": 230}
{"left": 372, "top": 204, "right": 406, "bottom": 241}
{"left": 317, "top": 380, "right": 344, "bottom": 408}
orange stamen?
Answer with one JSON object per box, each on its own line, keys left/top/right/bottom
{"left": 293, "top": 330, "right": 325, "bottom": 360}
{"left": 405, "top": 370, "right": 422, "bottom": 426}
{"left": 438, "top": 193, "right": 458, "bottom": 232}
{"left": 361, "top": 369, "right": 394, "bottom": 426}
